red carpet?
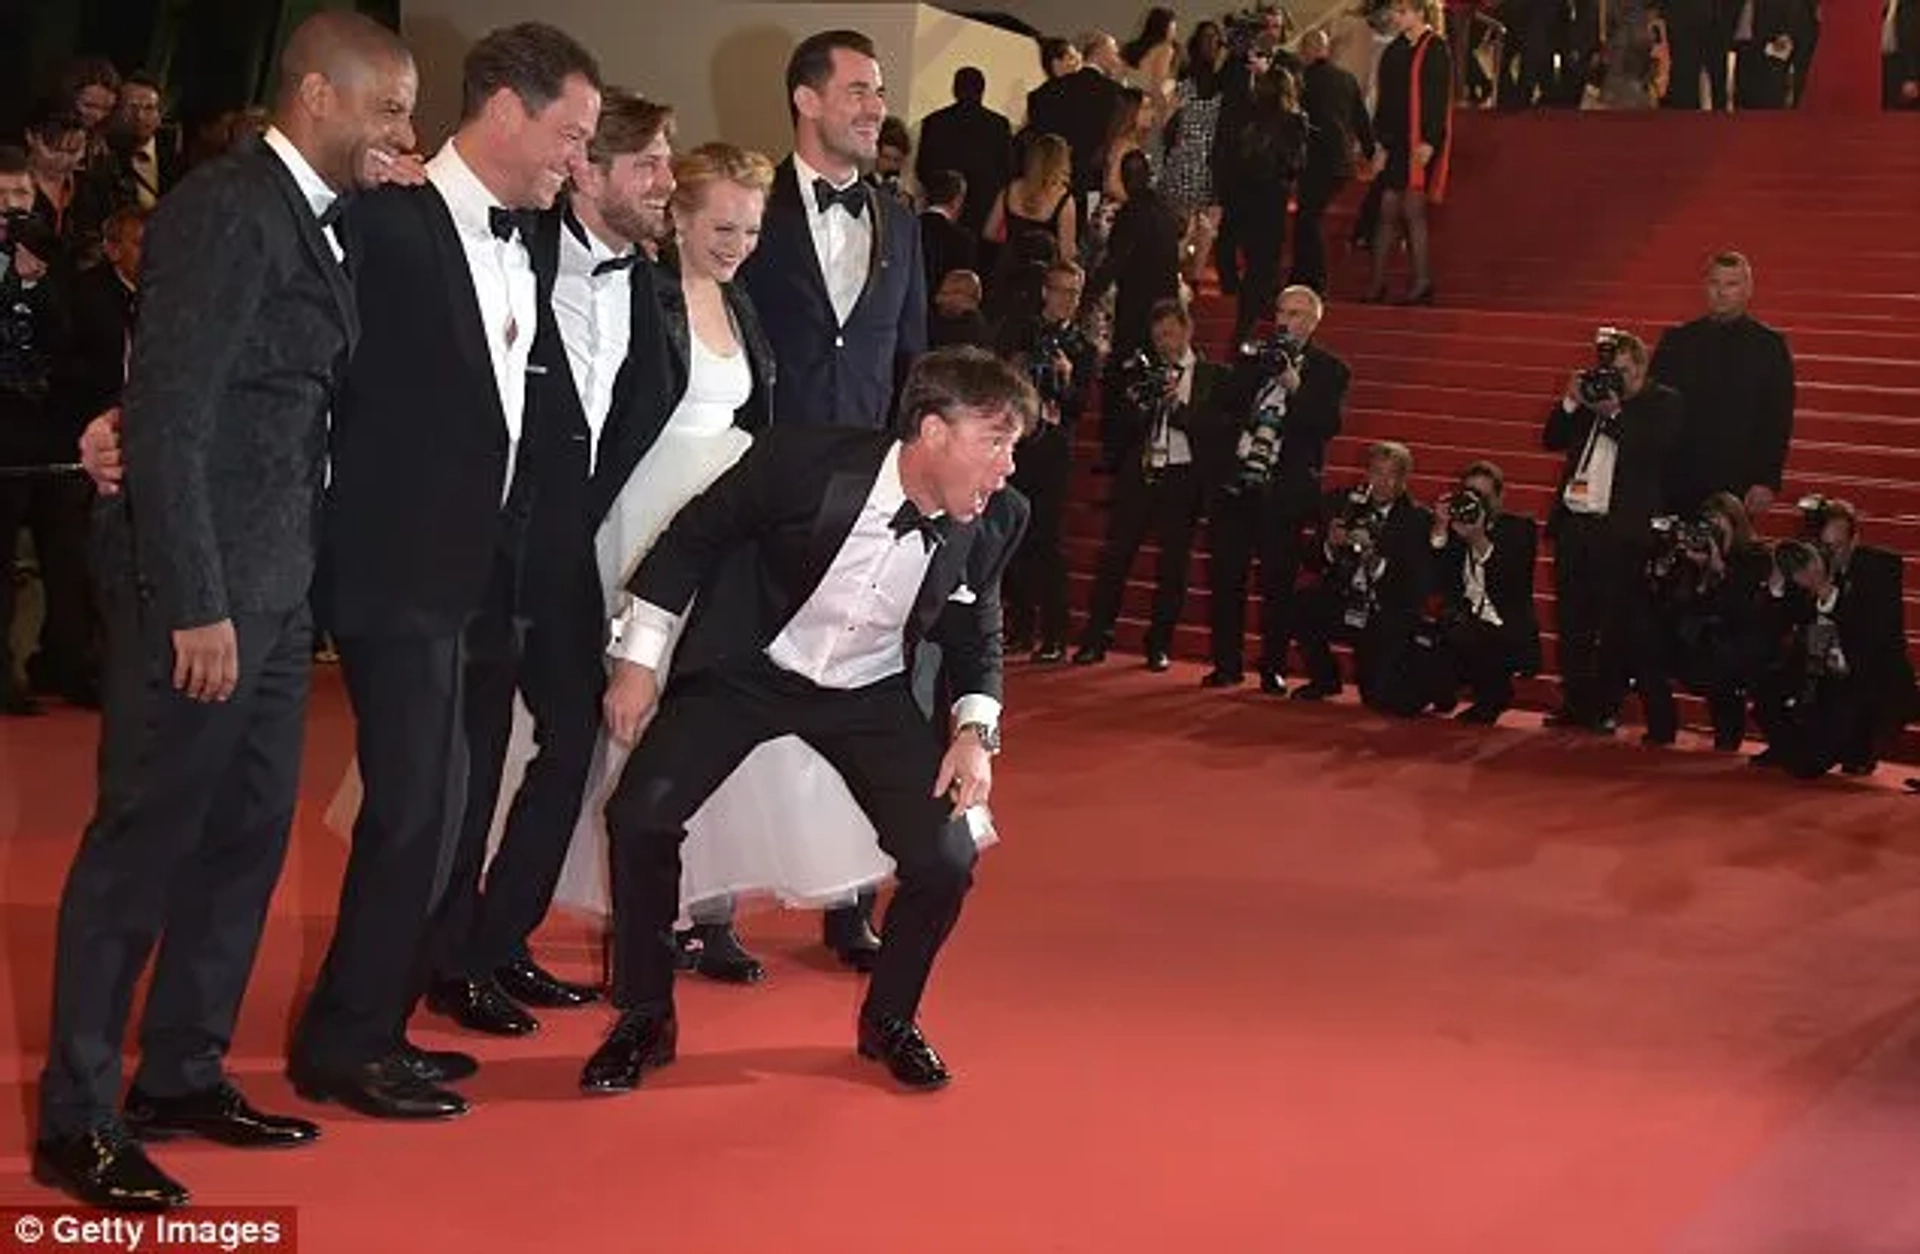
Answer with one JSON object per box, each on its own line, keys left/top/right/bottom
{"left": 1070, "top": 111, "right": 1920, "bottom": 755}
{"left": 5, "top": 669, "right": 1920, "bottom": 1251}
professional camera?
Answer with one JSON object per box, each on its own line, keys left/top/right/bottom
{"left": 1446, "top": 488, "right": 1489, "bottom": 528}
{"left": 1238, "top": 329, "right": 1305, "bottom": 377}
{"left": 1650, "top": 513, "right": 1718, "bottom": 557}
{"left": 1230, "top": 401, "right": 1284, "bottom": 495}
{"left": 1796, "top": 493, "right": 1835, "bottom": 537}
{"left": 1025, "top": 323, "right": 1073, "bottom": 402}
{"left": 1576, "top": 325, "right": 1629, "bottom": 408}
{"left": 1647, "top": 514, "right": 1721, "bottom": 603}
{"left": 1118, "top": 347, "right": 1179, "bottom": 415}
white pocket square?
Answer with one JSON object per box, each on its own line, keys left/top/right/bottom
{"left": 947, "top": 584, "right": 977, "bottom": 604}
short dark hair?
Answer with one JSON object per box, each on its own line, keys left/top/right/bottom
{"left": 588, "top": 89, "right": 673, "bottom": 167}
{"left": 1148, "top": 296, "right": 1190, "bottom": 328}
{"left": 893, "top": 345, "right": 1038, "bottom": 441}
{"left": 1460, "top": 459, "right": 1504, "bottom": 497}
{"left": 953, "top": 66, "right": 985, "bottom": 101}
{"left": 1708, "top": 249, "right": 1750, "bottom": 274}
{"left": 461, "top": 22, "right": 602, "bottom": 124}
{"left": 0, "top": 144, "right": 26, "bottom": 176}
{"left": 25, "top": 100, "right": 86, "bottom": 145}
{"left": 923, "top": 168, "right": 966, "bottom": 206}
{"left": 1038, "top": 37, "right": 1073, "bottom": 75}
{"left": 786, "top": 29, "right": 877, "bottom": 123}
{"left": 121, "top": 71, "right": 163, "bottom": 97}
{"left": 60, "top": 57, "right": 121, "bottom": 98}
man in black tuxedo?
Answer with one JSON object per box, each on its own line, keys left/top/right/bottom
{"left": 290, "top": 22, "right": 603, "bottom": 1122}
{"left": 423, "top": 91, "right": 676, "bottom": 1039}
{"left": 1421, "top": 461, "right": 1542, "bottom": 722}
{"left": 581, "top": 346, "right": 1031, "bottom": 1095}
{"left": 34, "top": 12, "right": 419, "bottom": 1211}
{"left": 1543, "top": 331, "right": 1685, "bottom": 733}
{"left": 914, "top": 67, "right": 1011, "bottom": 236}
{"left": 1024, "top": 32, "right": 1123, "bottom": 224}
{"left": 101, "top": 75, "right": 180, "bottom": 212}
{"left": 1652, "top": 252, "right": 1794, "bottom": 519}
{"left": 1203, "top": 285, "right": 1349, "bottom": 693}
{"left": 918, "top": 168, "right": 978, "bottom": 293}
{"left": 726, "top": 28, "right": 928, "bottom": 970}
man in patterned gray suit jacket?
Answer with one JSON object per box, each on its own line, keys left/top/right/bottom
{"left": 34, "top": 12, "right": 420, "bottom": 1213}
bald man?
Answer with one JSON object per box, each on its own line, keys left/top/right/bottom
{"left": 34, "top": 11, "right": 419, "bottom": 1211}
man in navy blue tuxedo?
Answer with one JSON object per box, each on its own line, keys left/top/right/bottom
{"left": 716, "top": 28, "right": 929, "bottom": 972}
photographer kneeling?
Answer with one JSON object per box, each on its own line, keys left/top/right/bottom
{"left": 1543, "top": 328, "right": 1683, "bottom": 734}
{"left": 1636, "top": 493, "right": 1771, "bottom": 750}
{"left": 1291, "top": 440, "right": 1433, "bottom": 712}
{"left": 1414, "top": 462, "right": 1541, "bottom": 724}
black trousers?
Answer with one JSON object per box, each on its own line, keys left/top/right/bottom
{"left": 40, "top": 584, "right": 310, "bottom": 1138}
{"left": 1295, "top": 585, "right": 1422, "bottom": 713}
{"left": 1435, "top": 618, "right": 1519, "bottom": 712}
{"left": 1003, "top": 426, "right": 1071, "bottom": 647}
{"left": 605, "top": 663, "right": 976, "bottom": 1022}
{"left": 1, "top": 471, "right": 96, "bottom": 693}
{"left": 1551, "top": 517, "right": 1642, "bottom": 722}
{"left": 1080, "top": 461, "right": 1200, "bottom": 654}
{"left": 1207, "top": 485, "right": 1314, "bottom": 678}
{"left": 430, "top": 563, "right": 603, "bottom": 980}
{"left": 293, "top": 629, "right": 468, "bottom": 1071}
{"left": 1232, "top": 200, "right": 1289, "bottom": 344}
{"left": 1288, "top": 172, "right": 1343, "bottom": 295}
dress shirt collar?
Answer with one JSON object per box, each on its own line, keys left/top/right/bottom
{"left": 560, "top": 205, "right": 632, "bottom": 274}
{"left": 428, "top": 138, "right": 511, "bottom": 241}
{"left": 263, "top": 126, "right": 337, "bottom": 223}
{"left": 872, "top": 441, "right": 909, "bottom": 517}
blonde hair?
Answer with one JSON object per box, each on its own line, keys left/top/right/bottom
{"left": 670, "top": 141, "right": 775, "bottom": 216}
{"left": 1020, "top": 132, "right": 1071, "bottom": 194}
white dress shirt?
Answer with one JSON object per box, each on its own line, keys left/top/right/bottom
{"left": 610, "top": 442, "right": 1001, "bottom": 733}
{"left": 427, "top": 140, "right": 537, "bottom": 501}
{"left": 1166, "top": 347, "right": 1196, "bottom": 467}
{"left": 262, "top": 127, "right": 341, "bottom": 263}
{"left": 1559, "top": 398, "right": 1619, "bottom": 517}
{"left": 129, "top": 136, "right": 160, "bottom": 209}
{"left": 551, "top": 212, "right": 634, "bottom": 473}
{"left": 1463, "top": 541, "right": 1503, "bottom": 627}
{"left": 792, "top": 152, "right": 872, "bottom": 326}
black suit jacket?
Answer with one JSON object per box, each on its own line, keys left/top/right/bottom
{"left": 119, "top": 136, "right": 356, "bottom": 629}
{"left": 918, "top": 210, "right": 979, "bottom": 291}
{"left": 1208, "top": 341, "right": 1349, "bottom": 509}
{"left": 1543, "top": 383, "right": 1685, "bottom": 542}
{"left": 1025, "top": 69, "right": 1122, "bottom": 195}
{"left": 628, "top": 424, "right": 1028, "bottom": 704}
{"left": 59, "top": 262, "right": 136, "bottom": 431}
{"left": 319, "top": 182, "right": 523, "bottom": 638}
{"left": 1650, "top": 314, "right": 1794, "bottom": 511}
{"left": 913, "top": 100, "right": 1013, "bottom": 235}
{"left": 1088, "top": 189, "right": 1183, "bottom": 357}
{"left": 735, "top": 158, "right": 926, "bottom": 431}
{"left": 1435, "top": 512, "right": 1543, "bottom": 674}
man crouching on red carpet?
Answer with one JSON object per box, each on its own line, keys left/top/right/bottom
{"left": 584, "top": 346, "right": 1031, "bottom": 1094}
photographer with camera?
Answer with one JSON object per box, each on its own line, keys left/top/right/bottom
{"left": 1651, "top": 252, "right": 1794, "bottom": 519}
{"left": 1416, "top": 461, "right": 1541, "bottom": 723}
{"left": 1290, "top": 440, "right": 1433, "bottom": 711}
{"left": 1074, "top": 299, "right": 1226, "bottom": 670}
{"left": 1201, "top": 285, "right": 1348, "bottom": 693}
{"left": 1637, "top": 492, "right": 1771, "bottom": 750}
{"left": 996, "top": 260, "right": 1097, "bottom": 661}
{"left": 1751, "top": 496, "right": 1917, "bottom": 775}
{"left": 1542, "top": 327, "right": 1684, "bottom": 734}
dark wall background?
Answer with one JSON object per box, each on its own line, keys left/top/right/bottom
{"left": 2, "top": 0, "right": 400, "bottom": 138}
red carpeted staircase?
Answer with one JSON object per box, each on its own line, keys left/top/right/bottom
{"left": 1064, "top": 110, "right": 1920, "bottom": 751}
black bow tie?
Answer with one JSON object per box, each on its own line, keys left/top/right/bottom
{"left": 592, "top": 254, "right": 637, "bottom": 277}
{"left": 813, "top": 178, "right": 867, "bottom": 219}
{"left": 888, "top": 500, "right": 947, "bottom": 553}
{"left": 488, "top": 206, "right": 528, "bottom": 242}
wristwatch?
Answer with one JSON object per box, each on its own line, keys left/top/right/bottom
{"left": 955, "top": 721, "right": 1001, "bottom": 754}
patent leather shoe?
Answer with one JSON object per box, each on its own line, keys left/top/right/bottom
{"left": 427, "top": 975, "right": 538, "bottom": 1036}
{"left": 124, "top": 1082, "right": 318, "bottom": 1149}
{"left": 856, "top": 1015, "right": 951, "bottom": 1090}
{"left": 580, "top": 1010, "right": 678, "bottom": 1094}
{"left": 33, "top": 1125, "right": 188, "bottom": 1211}
{"left": 496, "top": 957, "right": 600, "bottom": 1008}
{"left": 287, "top": 1054, "right": 468, "bottom": 1120}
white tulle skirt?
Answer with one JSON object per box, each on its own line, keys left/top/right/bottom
{"left": 323, "top": 424, "right": 996, "bottom": 924}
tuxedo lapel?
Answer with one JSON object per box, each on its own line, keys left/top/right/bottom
{"left": 419, "top": 185, "right": 508, "bottom": 436}
{"left": 849, "top": 181, "right": 887, "bottom": 319}
{"left": 911, "top": 523, "right": 972, "bottom": 632}
{"left": 802, "top": 465, "right": 875, "bottom": 596}
{"left": 772, "top": 160, "right": 836, "bottom": 324}
{"left": 256, "top": 141, "right": 358, "bottom": 350}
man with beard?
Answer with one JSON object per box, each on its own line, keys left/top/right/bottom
{"left": 717, "top": 28, "right": 928, "bottom": 974}
{"left": 35, "top": 12, "right": 418, "bottom": 1209}
{"left": 421, "top": 91, "right": 678, "bottom": 1038}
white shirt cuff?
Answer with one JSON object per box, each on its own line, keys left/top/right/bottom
{"left": 608, "top": 598, "right": 678, "bottom": 670}
{"left": 950, "top": 693, "right": 1002, "bottom": 735}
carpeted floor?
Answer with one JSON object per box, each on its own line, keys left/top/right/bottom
{"left": 4, "top": 665, "right": 1920, "bottom": 1252}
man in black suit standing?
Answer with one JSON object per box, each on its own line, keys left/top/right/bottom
{"left": 917, "top": 168, "right": 978, "bottom": 293}
{"left": 726, "top": 28, "right": 928, "bottom": 970}
{"left": 1024, "top": 32, "right": 1123, "bottom": 225}
{"left": 34, "top": 12, "right": 419, "bottom": 1210}
{"left": 914, "top": 67, "right": 1011, "bottom": 236}
{"left": 582, "top": 346, "right": 1031, "bottom": 1096}
{"left": 423, "top": 90, "right": 676, "bottom": 1038}
{"left": 290, "top": 22, "right": 602, "bottom": 1122}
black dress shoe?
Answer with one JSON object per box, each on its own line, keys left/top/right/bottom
{"left": 1200, "top": 669, "right": 1243, "bottom": 688}
{"left": 1144, "top": 650, "right": 1171, "bottom": 672}
{"left": 427, "top": 975, "right": 539, "bottom": 1036}
{"left": 856, "top": 1015, "right": 951, "bottom": 1091}
{"left": 34, "top": 1125, "right": 188, "bottom": 1211}
{"left": 677, "top": 923, "right": 765, "bottom": 984}
{"left": 823, "top": 906, "right": 881, "bottom": 973}
{"left": 1291, "top": 680, "right": 1340, "bottom": 701}
{"left": 397, "top": 1041, "right": 479, "bottom": 1083}
{"left": 1070, "top": 644, "right": 1106, "bottom": 665}
{"left": 580, "top": 1010, "right": 678, "bottom": 1094}
{"left": 125, "top": 1082, "right": 319, "bottom": 1149}
{"left": 1031, "top": 642, "right": 1066, "bottom": 664}
{"left": 1259, "top": 671, "right": 1288, "bottom": 696}
{"left": 288, "top": 1054, "right": 468, "bottom": 1120}
{"left": 496, "top": 957, "right": 601, "bottom": 1008}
